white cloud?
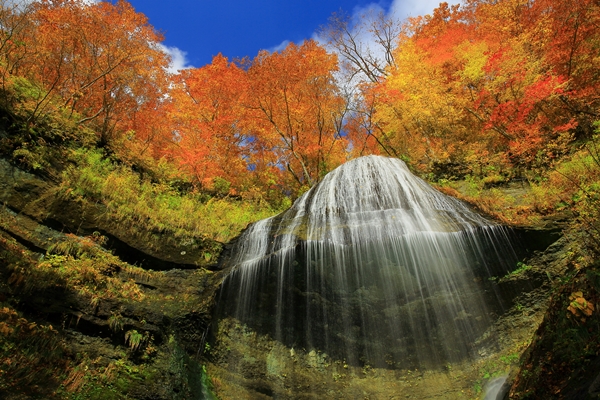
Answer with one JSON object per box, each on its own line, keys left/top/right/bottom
{"left": 274, "top": 0, "right": 455, "bottom": 59}
{"left": 158, "top": 43, "right": 193, "bottom": 74}
{"left": 268, "top": 39, "right": 291, "bottom": 53}
{"left": 389, "top": 0, "right": 460, "bottom": 20}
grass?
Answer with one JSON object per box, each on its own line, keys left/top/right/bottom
{"left": 59, "top": 147, "right": 280, "bottom": 244}
{"left": 8, "top": 232, "right": 146, "bottom": 306}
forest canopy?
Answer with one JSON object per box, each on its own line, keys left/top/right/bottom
{"left": 0, "top": 0, "right": 599, "bottom": 199}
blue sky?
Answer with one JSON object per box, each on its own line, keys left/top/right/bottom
{"left": 124, "top": 0, "right": 459, "bottom": 71}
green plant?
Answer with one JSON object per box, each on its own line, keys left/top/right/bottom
{"left": 124, "top": 329, "right": 145, "bottom": 351}
{"left": 500, "top": 353, "right": 520, "bottom": 365}
{"left": 60, "top": 147, "right": 279, "bottom": 246}
{"left": 506, "top": 262, "right": 532, "bottom": 278}
{"left": 108, "top": 313, "right": 124, "bottom": 332}
{"left": 200, "top": 365, "right": 218, "bottom": 400}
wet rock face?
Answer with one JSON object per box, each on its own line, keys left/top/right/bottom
{"left": 218, "top": 235, "right": 515, "bottom": 370}
{"left": 213, "top": 156, "right": 534, "bottom": 380}
{"left": 207, "top": 225, "right": 568, "bottom": 399}
{"left": 206, "top": 156, "right": 575, "bottom": 399}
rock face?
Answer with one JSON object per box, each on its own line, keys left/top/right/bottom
{"left": 206, "top": 232, "right": 568, "bottom": 399}
{"left": 0, "top": 158, "right": 220, "bottom": 270}
{"left": 0, "top": 158, "right": 223, "bottom": 399}
{"left": 508, "top": 258, "right": 600, "bottom": 400}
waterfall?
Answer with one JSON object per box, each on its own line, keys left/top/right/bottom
{"left": 217, "top": 155, "right": 518, "bottom": 370}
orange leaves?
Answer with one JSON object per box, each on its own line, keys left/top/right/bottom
{"left": 9, "top": 0, "right": 170, "bottom": 141}
{"left": 0, "top": 1, "right": 353, "bottom": 198}
{"left": 245, "top": 40, "right": 348, "bottom": 192}
{"left": 164, "top": 40, "right": 349, "bottom": 197}
{"left": 567, "top": 291, "right": 595, "bottom": 323}
{"left": 168, "top": 55, "right": 250, "bottom": 188}
{"left": 412, "top": 2, "right": 471, "bottom": 69}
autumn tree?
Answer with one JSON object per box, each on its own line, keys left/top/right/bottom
{"left": 167, "top": 54, "right": 251, "bottom": 190}
{"left": 525, "top": 0, "right": 600, "bottom": 135}
{"left": 4, "top": 0, "right": 171, "bottom": 145}
{"left": 352, "top": 0, "right": 587, "bottom": 172}
{"left": 348, "top": 3, "right": 473, "bottom": 168}
{"left": 244, "top": 40, "right": 349, "bottom": 194}
{"left": 457, "top": 0, "right": 577, "bottom": 166}
{"left": 0, "top": 1, "right": 35, "bottom": 104}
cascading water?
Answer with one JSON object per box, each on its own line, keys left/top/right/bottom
{"left": 215, "top": 155, "right": 520, "bottom": 380}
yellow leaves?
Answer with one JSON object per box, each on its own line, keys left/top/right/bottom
{"left": 375, "top": 37, "right": 467, "bottom": 164}
{"left": 7, "top": 270, "right": 25, "bottom": 287}
{"left": 567, "top": 291, "right": 595, "bottom": 322}
{"left": 455, "top": 40, "right": 488, "bottom": 84}
{"left": 0, "top": 322, "right": 14, "bottom": 336}
{"left": 0, "top": 305, "right": 56, "bottom": 337}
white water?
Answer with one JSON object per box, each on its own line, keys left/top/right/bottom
{"left": 219, "top": 155, "right": 518, "bottom": 369}
{"left": 483, "top": 376, "right": 508, "bottom": 399}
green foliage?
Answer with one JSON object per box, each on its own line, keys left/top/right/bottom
{"left": 124, "top": 330, "right": 145, "bottom": 351}
{"left": 108, "top": 313, "right": 124, "bottom": 332}
{"left": 212, "top": 176, "right": 231, "bottom": 196}
{"left": 500, "top": 353, "right": 520, "bottom": 365}
{"left": 60, "top": 147, "right": 279, "bottom": 244}
{"left": 12, "top": 145, "right": 49, "bottom": 171}
{"left": 505, "top": 262, "right": 532, "bottom": 278}
{"left": 0, "top": 75, "right": 96, "bottom": 149}
{"left": 8, "top": 233, "right": 146, "bottom": 307}
{"left": 200, "top": 365, "right": 218, "bottom": 400}
{"left": 435, "top": 176, "right": 521, "bottom": 224}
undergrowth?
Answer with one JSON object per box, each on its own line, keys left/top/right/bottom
{"left": 59, "top": 147, "right": 279, "bottom": 244}
{"left": 6, "top": 232, "right": 146, "bottom": 306}
{"left": 0, "top": 303, "right": 68, "bottom": 396}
